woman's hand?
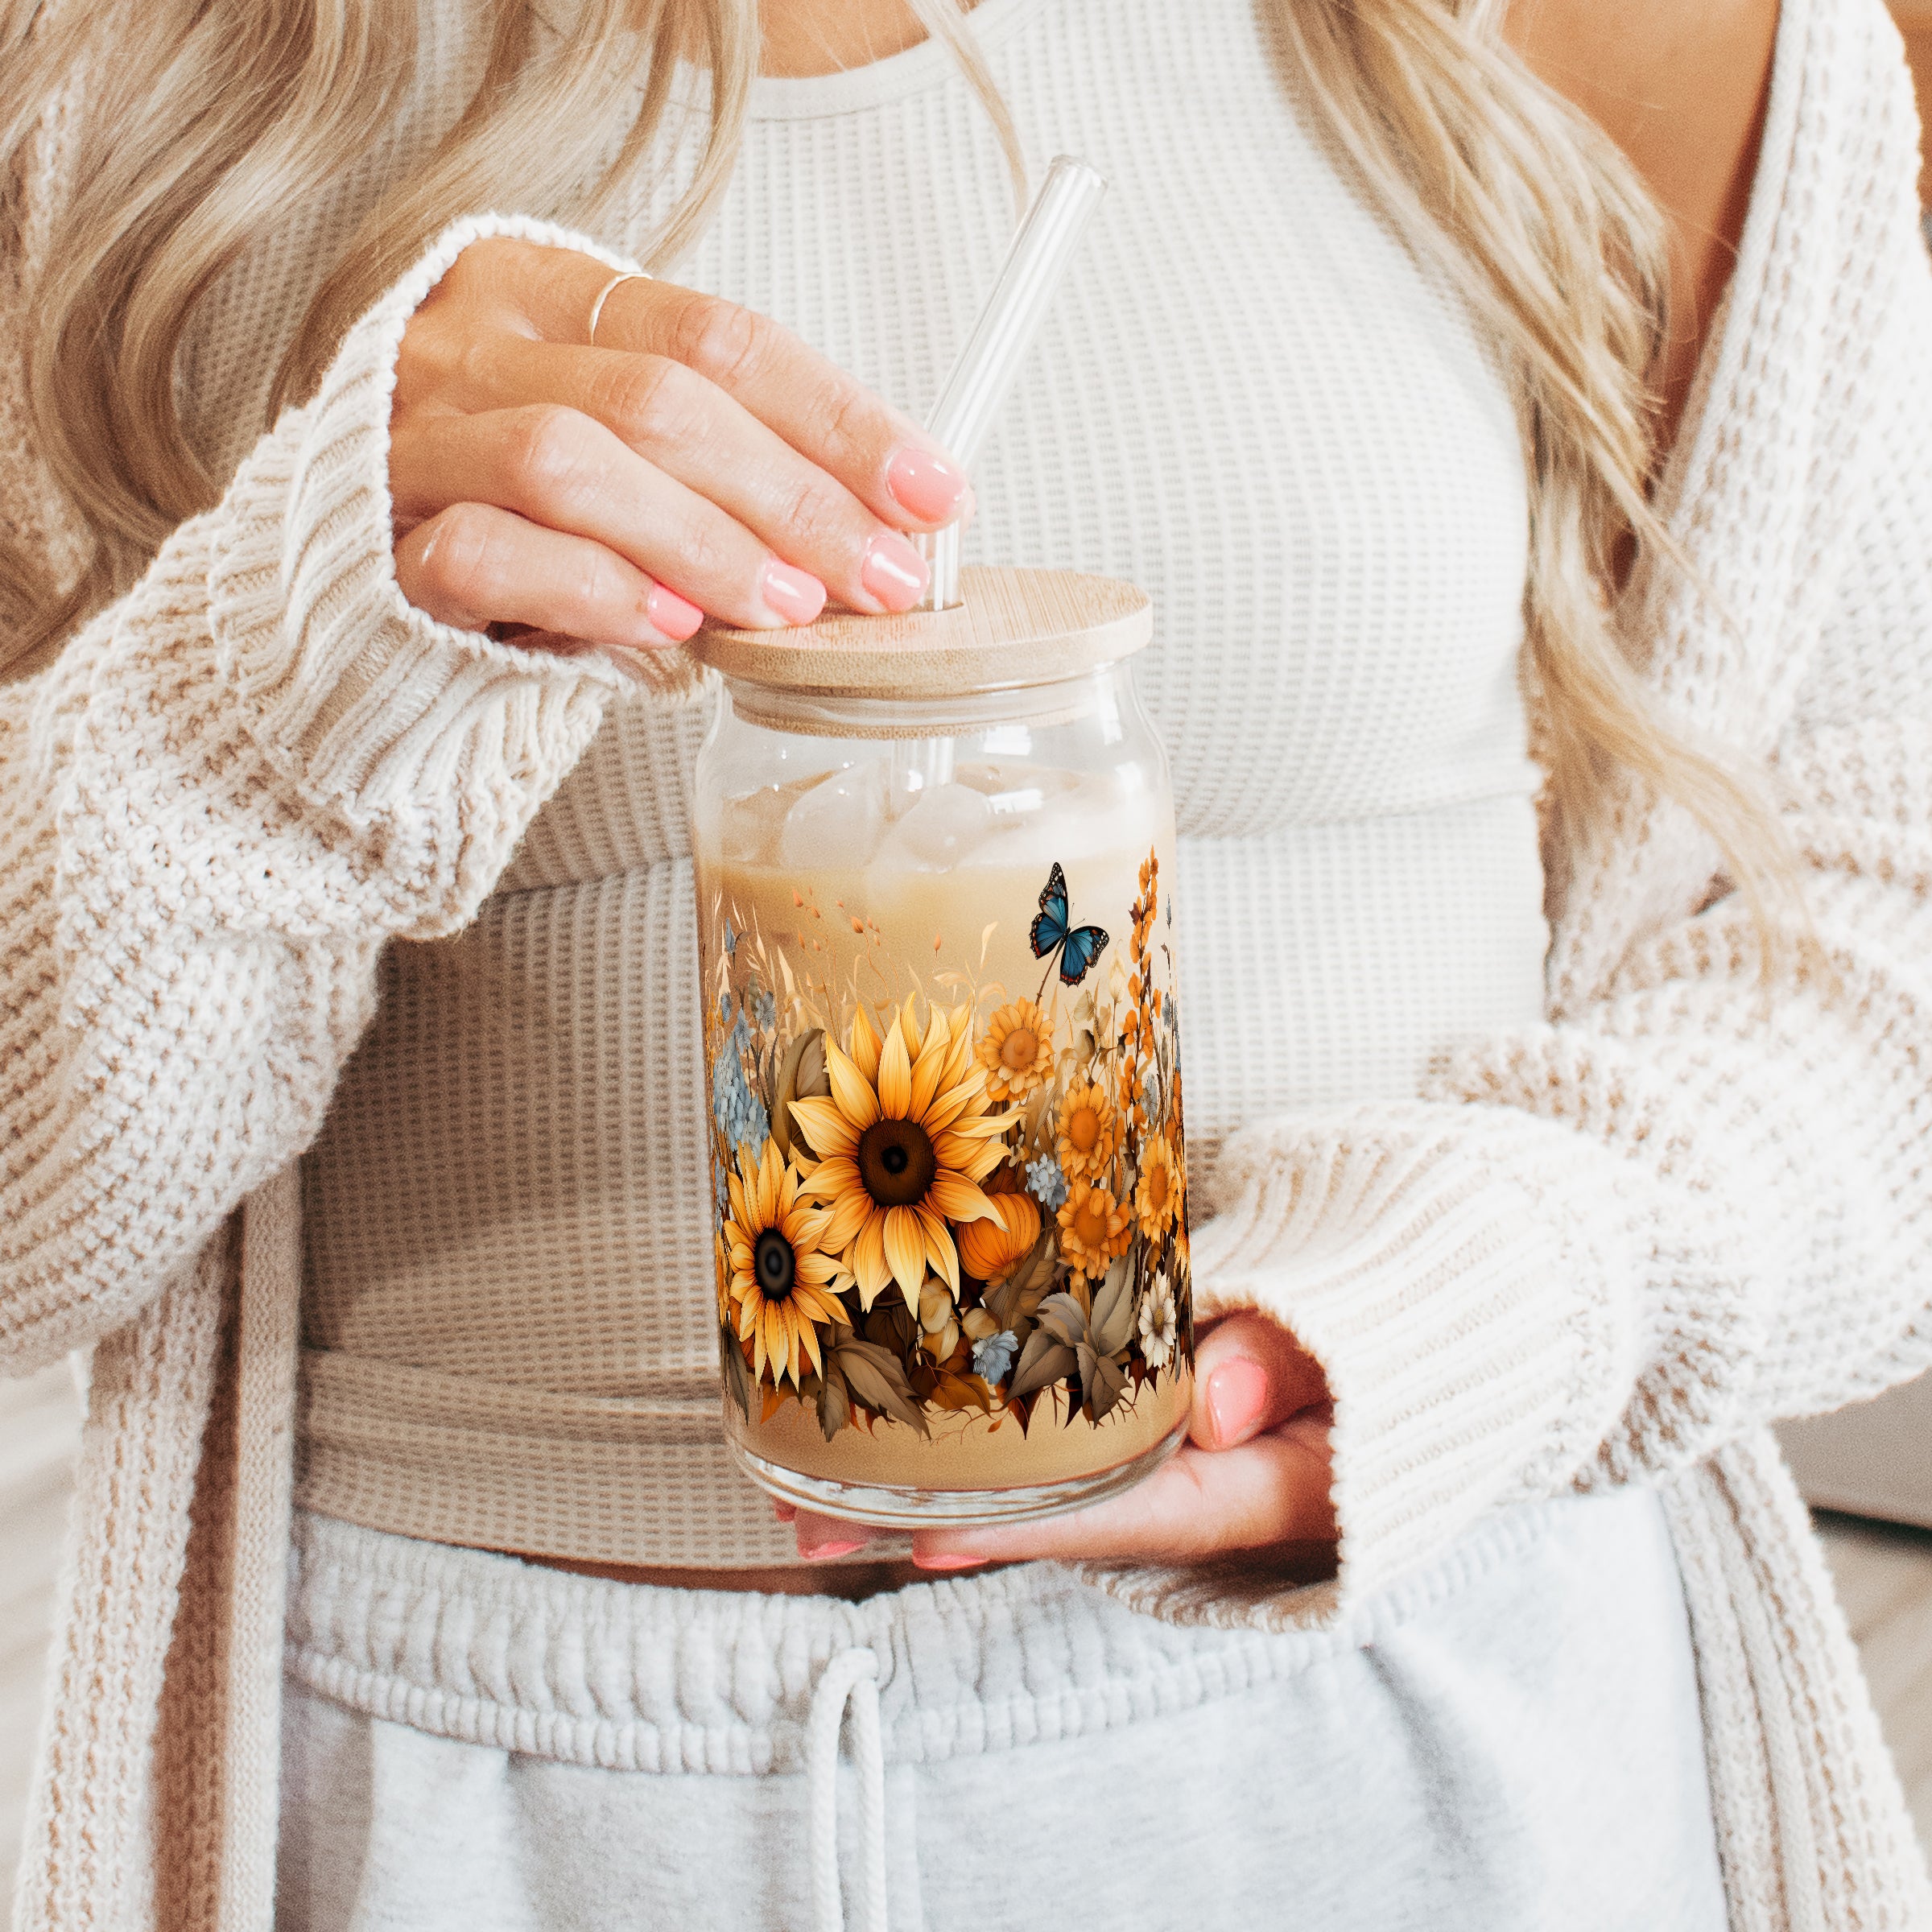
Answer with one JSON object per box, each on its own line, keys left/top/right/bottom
{"left": 389, "top": 237, "right": 971, "bottom": 657}
{"left": 782, "top": 1311, "right": 1339, "bottom": 1569}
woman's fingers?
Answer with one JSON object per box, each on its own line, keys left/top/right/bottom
{"left": 774, "top": 1315, "right": 1338, "bottom": 1569}
{"left": 1189, "top": 1310, "right": 1333, "bottom": 1451}
{"left": 393, "top": 242, "right": 971, "bottom": 640}
{"left": 392, "top": 405, "right": 828, "bottom": 630}
{"left": 586, "top": 279, "right": 972, "bottom": 533}
{"left": 790, "top": 1508, "right": 881, "bottom": 1561}
{"left": 454, "top": 337, "right": 932, "bottom": 614}
{"left": 440, "top": 245, "right": 968, "bottom": 531}
{"left": 791, "top": 1422, "right": 1335, "bottom": 1567}
{"left": 908, "top": 1418, "right": 1338, "bottom": 1570}
{"left": 394, "top": 501, "right": 702, "bottom": 650}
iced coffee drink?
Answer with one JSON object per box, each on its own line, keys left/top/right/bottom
{"left": 692, "top": 569, "right": 1193, "bottom": 1526}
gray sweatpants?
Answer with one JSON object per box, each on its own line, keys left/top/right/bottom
{"left": 278, "top": 1488, "right": 1727, "bottom": 1932}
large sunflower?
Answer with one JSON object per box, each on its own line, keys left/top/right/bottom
{"left": 720, "top": 1139, "right": 852, "bottom": 1388}
{"left": 791, "top": 997, "right": 1016, "bottom": 1309}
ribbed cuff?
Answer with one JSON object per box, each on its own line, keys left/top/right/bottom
{"left": 1128, "top": 1101, "right": 1653, "bottom": 1623}
{"left": 204, "top": 213, "right": 705, "bottom": 826}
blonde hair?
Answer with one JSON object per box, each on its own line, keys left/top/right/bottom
{"left": 0, "top": 0, "right": 1778, "bottom": 893}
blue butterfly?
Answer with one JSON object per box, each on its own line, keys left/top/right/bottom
{"left": 1030, "top": 862, "right": 1110, "bottom": 989}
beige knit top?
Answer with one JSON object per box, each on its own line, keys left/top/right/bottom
{"left": 4, "top": 0, "right": 1932, "bottom": 1924}
{"left": 294, "top": 0, "right": 1548, "bottom": 1567}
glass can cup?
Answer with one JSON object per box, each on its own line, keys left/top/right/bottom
{"left": 691, "top": 568, "right": 1193, "bottom": 1527}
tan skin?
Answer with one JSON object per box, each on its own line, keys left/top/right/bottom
{"left": 391, "top": 0, "right": 1778, "bottom": 1593}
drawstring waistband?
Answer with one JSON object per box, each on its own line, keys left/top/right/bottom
{"left": 807, "top": 1647, "right": 887, "bottom": 1932}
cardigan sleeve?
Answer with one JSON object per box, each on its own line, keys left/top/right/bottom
{"left": 1175, "top": 0, "right": 1932, "bottom": 1617}
{"left": 0, "top": 213, "right": 698, "bottom": 1377}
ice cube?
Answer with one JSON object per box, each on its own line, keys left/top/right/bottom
{"left": 964, "top": 769, "right": 1132, "bottom": 870}
{"left": 717, "top": 785, "right": 794, "bottom": 866}
{"left": 778, "top": 763, "right": 891, "bottom": 871}
{"left": 953, "top": 762, "right": 1082, "bottom": 814}
{"left": 872, "top": 782, "right": 996, "bottom": 873}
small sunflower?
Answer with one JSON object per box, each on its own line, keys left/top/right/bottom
{"left": 1133, "top": 1132, "right": 1183, "bottom": 1241}
{"left": 791, "top": 997, "right": 1017, "bottom": 1310}
{"left": 1057, "top": 1179, "right": 1133, "bottom": 1279}
{"left": 975, "top": 998, "right": 1055, "bottom": 1104}
{"left": 720, "top": 1140, "right": 852, "bottom": 1389}
{"left": 1055, "top": 1080, "right": 1117, "bottom": 1183}
{"left": 956, "top": 1191, "right": 1042, "bottom": 1284}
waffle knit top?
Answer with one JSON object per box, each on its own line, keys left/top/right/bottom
{"left": 295, "top": 0, "right": 1549, "bottom": 1567}
{"left": 4, "top": 0, "right": 1932, "bottom": 1925}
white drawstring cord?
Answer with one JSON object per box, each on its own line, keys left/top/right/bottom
{"left": 807, "top": 1646, "right": 888, "bottom": 1932}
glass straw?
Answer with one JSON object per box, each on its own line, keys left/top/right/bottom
{"left": 917, "top": 155, "right": 1108, "bottom": 610}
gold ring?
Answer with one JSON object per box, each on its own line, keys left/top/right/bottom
{"left": 587, "top": 270, "right": 650, "bottom": 347}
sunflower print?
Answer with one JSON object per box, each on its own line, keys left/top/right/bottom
{"left": 975, "top": 997, "right": 1055, "bottom": 1104}
{"left": 1054, "top": 1080, "right": 1117, "bottom": 1183}
{"left": 1133, "top": 1130, "right": 1183, "bottom": 1241}
{"left": 1057, "top": 1178, "right": 1133, "bottom": 1279}
{"left": 791, "top": 997, "right": 1018, "bottom": 1310}
{"left": 720, "top": 1139, "right": 852, "bottom": 1389}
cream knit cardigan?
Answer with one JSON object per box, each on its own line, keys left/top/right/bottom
{"left": 6, "top": 0, "right": 1932, "bottom": 1924}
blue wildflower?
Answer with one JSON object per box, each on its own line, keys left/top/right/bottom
{"left": 972, "top": 1330, "right": 1019, "bottom": 1385}
{"left": 724, "top": 918, "right": 740, "bottom": 956}
{"left": 717, "top": 989, "right": 732, "bottom": 1023}
{"left": 711, "top": 1013, "right": 769, "bottom": 1151}
{"left": 752, "top": 985, "right": 777, "bottom": 1032}
{"left": 1025, "top": 1154, "right": 1068, "bottom": 1212}
{"left": 1141, "top": 1070, "right": 1159, "bottom": 1119}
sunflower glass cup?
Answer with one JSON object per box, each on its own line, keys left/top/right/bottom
{"left": 691, "top": 568, "right": 1194, "bottom": 1527}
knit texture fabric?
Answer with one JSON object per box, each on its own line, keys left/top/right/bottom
{"left": 2, "top": 0, "right": 1930, "bottom": 1927}
{"left": 295, "top": 0, "right": 1548, "bottom": 1570}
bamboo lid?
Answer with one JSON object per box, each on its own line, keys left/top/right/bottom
{"left": 691, "top": 565, "right": 1150, "bottom": 700}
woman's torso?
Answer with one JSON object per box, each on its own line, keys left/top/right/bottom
{"left": 285, "top": 0, "right": 1550, "bottom": 1571}
{"left": 233, "top": 2, "right": 1721, "bottom": 1912}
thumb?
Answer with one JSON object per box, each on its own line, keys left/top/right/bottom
{"left": 1190, "top": 1308, "right": 1331, "bottom": 1452}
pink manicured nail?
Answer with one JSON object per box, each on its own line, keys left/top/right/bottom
{"left": 1206, "top": 1359, "right": 1270, "bottom": 1448}
{"left": 886, "top": 446, "right": 971, "bottom": 524}
{"left": 802, "top": 1536, "right": 866, "bottom": 1562}
{"left": 761, "top": 559, "right": 827, "bottom": 626}
{"left": 860, "top": 532, "right": 930, "bottom": 612}
{"left": 645, "top": 584, "right": 704, "bottom": 642}
{"left": 912, "top": 1551, "right": 986, "bottom": 1571}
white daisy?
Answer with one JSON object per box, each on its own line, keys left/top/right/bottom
{"left": 1137, "top": 1269, "right": 1177, "bottom": 1370}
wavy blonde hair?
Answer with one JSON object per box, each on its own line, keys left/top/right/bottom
{"left": 0, "top": 0, "right": 1777, "bottom": 893}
